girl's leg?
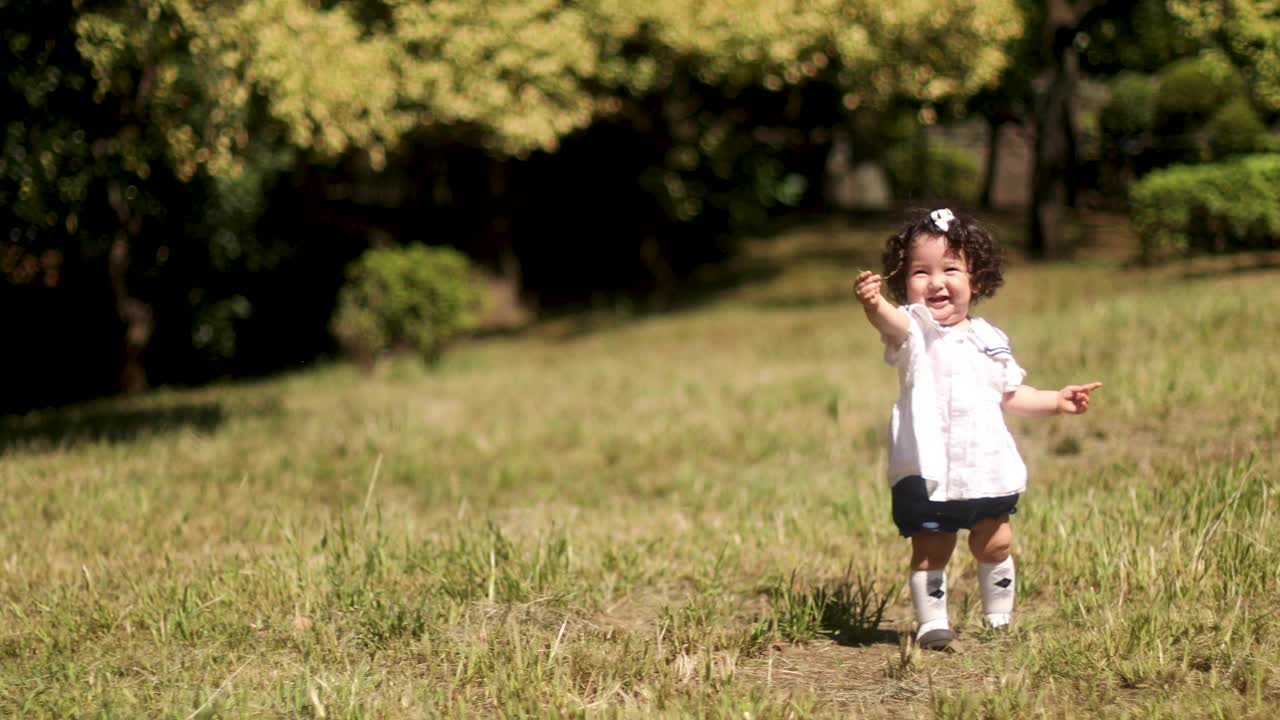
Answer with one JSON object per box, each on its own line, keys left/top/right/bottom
{"left": 968, "top": 515, "right": 1011, "bottom": 562}
{"left": 969, "top": 516, "right": 1015, "bottom": 627}
{"left": 912, "top": 531, "right": 958, "bottom": 570}
{"left": 909, "top": 532, "right": 957, "bottom": 649}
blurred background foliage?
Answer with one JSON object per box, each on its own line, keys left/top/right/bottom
{"left": 2, "top": 0, "right": 1278, "bottom": 412}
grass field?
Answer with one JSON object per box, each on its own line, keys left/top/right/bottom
{"left": 2, "top": 215, "right": 1277, "bottom": 718}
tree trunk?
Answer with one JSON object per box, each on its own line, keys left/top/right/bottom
{"left": 640, "top": 231, "right": 674, "bottom": 311}
{"left": 488, "top": 161, "right": 521, "bottom": 297}
{"left": 1030, "top": 29, "right": 1081, "bottom": 259}
{"left": 1028, "top": 0, "right": 1100, "bottom": 259}
{"left": 107, "top": 179, "right": 153, "bottom": 394}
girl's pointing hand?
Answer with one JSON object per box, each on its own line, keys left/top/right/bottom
{"left": 1058, "top": 382, "right": 1102, "bottom": 414}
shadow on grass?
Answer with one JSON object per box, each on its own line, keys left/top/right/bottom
{"left": 760, "top": 567, "right": 902, "bottom": 649}
{"left": 534, "top": 214, "right": 893, "bottom": 341}
{"left": 0, "top": 399, "right": 280, "bottom": 454}
{"left": 673, "top": 225, "right": 888, "bottom": 311}
{"left": 826, "top": 628, "right": 902, "bottom": 648}
{"left": 494, "top": 209, "right": 1153, "bottom": 344}
{"left": 1174, "top": 250, "right": 1280, "bottom": 281}
{"left": 745, "top": 288, "right": 859, "bottom": 311}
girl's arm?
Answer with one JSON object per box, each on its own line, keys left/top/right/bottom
{"left": 854, "top": 270, "right": 909, "bottom": 348}
{"left": 1002, "top": 382, "right": 1102, "bottom": 417}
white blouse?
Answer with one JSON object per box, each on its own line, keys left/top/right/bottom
{"left": 883, "top": 305, "right": 1028, "bottom": 502}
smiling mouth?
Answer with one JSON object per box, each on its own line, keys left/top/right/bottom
{"left": 927, "top": 295, "right": 950, "bottom": 306}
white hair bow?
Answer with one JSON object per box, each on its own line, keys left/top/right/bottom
{"left": 929, "top": 208, "right": 955, "bottom": 232}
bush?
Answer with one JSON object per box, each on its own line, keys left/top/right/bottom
{"left": 1205, "top": 98, "right": 1272, "bottom": 160}
{"left": 882, "top": 138, "right": 981, "bottom": 204}
{"left": 1101, "top": 72, "right": 1157, "bottom": 144}
{"left": 1130, "top": 154, "right": 1280, "bottom": 261}
{"left": 1096, "top": 73, "right": 1160, "bottom": 198}
{"left": 1154, "top": 52, "right": 1247, "bottom": 135}
{"left": 331, "top": 245, "right": 481, "bottom": 369}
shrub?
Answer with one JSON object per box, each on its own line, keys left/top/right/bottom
{"left": 1205, "top": 98, "right": 1272, "bottom": 160}
{"left": 1154, "top": 52, "right": 1247, "bottom": 135}
{"left": 1130, "top": 154, "right": 1280, "bottom": 261}
{"left": 1096, "top": 73, "right": 1160, "bottom": 197}
{"left": 1101, "top": 72, "right": 1157, "bottom": 145}
{"left": 883, "top": 138, "right": 980, "bottom": 204}
{"left": 331, "top": 245, "right": 481, "bottom": 369}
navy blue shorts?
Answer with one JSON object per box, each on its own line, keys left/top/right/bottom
{"left": 891, "top": 476, "right": 1019, "bottom": 538}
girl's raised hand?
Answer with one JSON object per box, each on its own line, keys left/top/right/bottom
{"left": 1057, "top": 382, "right": 1102, "bottom": 414}
{"left": 854, "top": 270, "right": 883, "bottom": 310}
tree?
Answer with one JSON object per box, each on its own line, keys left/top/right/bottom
{"left": 1026, "top": 0, "right": 1108, "bottom": 259}
{"left": 5, "top": 0, "right": 1026, "bottom": 408}
{"left": 1167, "top": 0, "right": 1280, "bottom": 117}
{"left": 4, "top": 0, "right": 401, "bottom": 400}
{"left": 1020, "top": 0, "right": 1203, "bottom": 258}
{"left": 968, "top": 1, "right": 1042, "bottom": 209}
{"left": 386, "top": 0, "right": 1024, "bottom": 295}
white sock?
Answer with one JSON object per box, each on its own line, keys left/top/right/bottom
{"left": 978, "top": 556, "right": 1015, "bottom": 627}
{"left": 909, "top": 569, "right": 949, "bottom": 637}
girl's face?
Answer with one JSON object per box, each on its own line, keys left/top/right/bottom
{"left": 905, "top": 233, "right": 972, "bottom": 327}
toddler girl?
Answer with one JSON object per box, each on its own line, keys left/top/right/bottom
{"left": 853, "top": 208, "right": 1101, "bottom": 650}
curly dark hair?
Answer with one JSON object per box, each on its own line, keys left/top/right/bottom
{"left": 879, "top": 209, "right": 1004, "bottom": 305}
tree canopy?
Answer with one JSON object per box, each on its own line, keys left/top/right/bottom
{"left": 69, "top": 0, "right": 1024, "bottom": 162}
{"left": 1168, "top": 0, "right": 1280, "bottom": 115}
{"left": 7, "top": 0, "right": 1031, "bottom": 409}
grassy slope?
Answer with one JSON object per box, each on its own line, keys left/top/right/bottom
{"left": 2, "top": 218, "right": 1277, "bottom": 718}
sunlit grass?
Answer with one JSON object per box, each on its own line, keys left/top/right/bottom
{"left": 1, "top": 219, "right": 1276, "bottom": 717}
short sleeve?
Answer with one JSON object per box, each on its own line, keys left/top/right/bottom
{"left": 998, "top": 353, "right": 1027, "bottom": 393}
{"left": 971, "top": 318, "right": 1026, "bottom": 393}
